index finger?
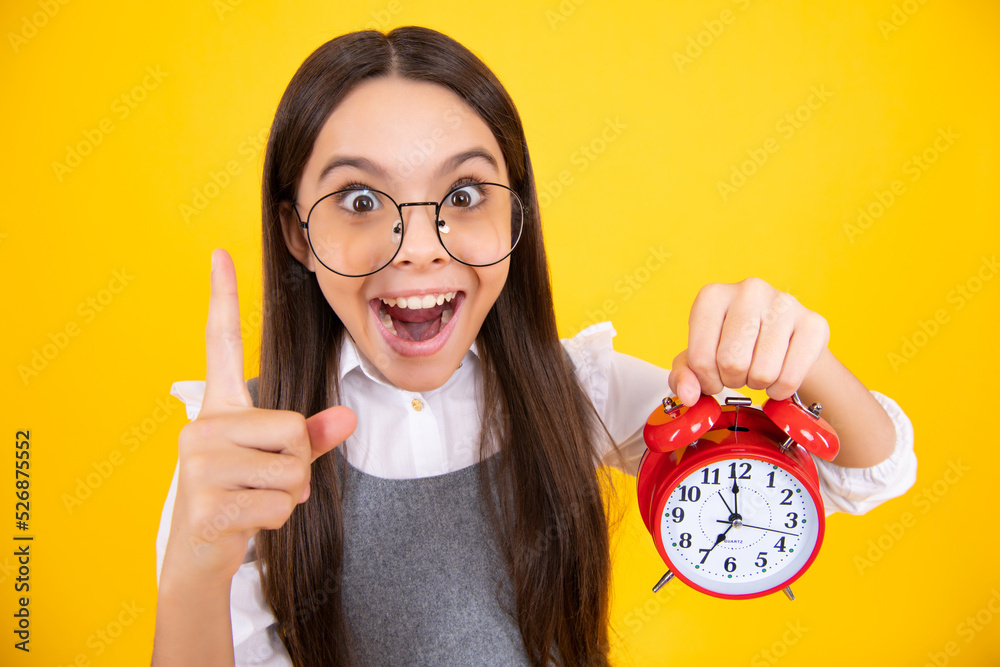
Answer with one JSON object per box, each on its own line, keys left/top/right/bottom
{"left": 203, "top": 248, "right": 252, "bottom": 412}
{"left": 686, "top": 283, "right": 728, "bottom": 394}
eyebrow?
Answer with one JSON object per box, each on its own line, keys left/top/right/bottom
{"left": 315, "top": 147, "right": 500, "bottom": 186}
{"left": 316, "top": 156, "right": 389, "bottom": 185}
{"left": 438, "top": 149, "right": 499, "bottom": 177}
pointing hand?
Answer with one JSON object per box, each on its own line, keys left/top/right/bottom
{"left": 162, "top": 249, "right": 356, "bottom": 582}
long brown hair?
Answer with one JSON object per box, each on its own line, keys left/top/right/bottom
{"left": 255, "top": 26, "right": 622, "bottom": 666}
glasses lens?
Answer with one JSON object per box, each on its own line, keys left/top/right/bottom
{"left": 306, "top": 188, "right": 401, "bottom": 276}
{"left": 436, "top": 183, "right": 524, "bottom": 267}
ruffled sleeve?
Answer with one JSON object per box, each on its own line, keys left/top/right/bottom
{"left": 560, "top": 322, "right": 616, "bottom": 420}
{"left": 155, "top": 381, "right": 292, "bottom": 667}
{"left": 813, "top": 391, "right": 917, "bottom": 516}
{"left": 169, "top": 380, "right": 207, "bottom": 420}
{"left": 561, "top": 322, "right": 678, "bottom": 475}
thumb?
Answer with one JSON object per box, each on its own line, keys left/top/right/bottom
{"left": 669, "top": 349, "right": 703, "bottom": 407}
{"left": 305, "top": 405, "right": 357, "bottom": 462}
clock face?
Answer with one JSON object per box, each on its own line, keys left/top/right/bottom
{"left": 657, "top": 457, "right": 821, "bottom": 597}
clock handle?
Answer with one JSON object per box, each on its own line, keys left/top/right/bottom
{"left": 762, "top": 393, "right": 841, "bottom": 461}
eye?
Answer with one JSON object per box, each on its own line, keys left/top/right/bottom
{"left": 339, "top": 189, "right": 382, "bottom": 214}
{"left": 444, "top": 185, "right": 484, "bottom": 208}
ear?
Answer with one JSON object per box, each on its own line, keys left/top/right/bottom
{"left": 278, "top": 201, "right": 315, "bottom": 272}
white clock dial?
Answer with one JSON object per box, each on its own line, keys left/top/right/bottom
{"left": 658, "top": 458, "right": 820, "bottom": 596}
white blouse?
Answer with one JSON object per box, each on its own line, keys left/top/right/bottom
{"left": 155, "top": 322, "right": 917, "bottom": 666}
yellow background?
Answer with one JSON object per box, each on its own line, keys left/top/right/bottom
{"left": 2, "top": 1, "right": 998, "bottom": 665}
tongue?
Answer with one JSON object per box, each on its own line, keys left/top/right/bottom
{"left": 387, "top": 303, "right": 446, "bottom": 342}
{"left": 393, "top": 317, "right": 442, "bottom": 342}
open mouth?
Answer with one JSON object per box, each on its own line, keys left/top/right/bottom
{"left": 372, "top": 291, "right": 463, "bottom": 345}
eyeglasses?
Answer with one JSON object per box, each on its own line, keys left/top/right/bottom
{"left": 296, "top": 182, "right": 525, "bottom": 277}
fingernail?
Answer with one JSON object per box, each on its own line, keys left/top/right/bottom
{"left": 211, "top": 250, "right": 217, "bottom": 273}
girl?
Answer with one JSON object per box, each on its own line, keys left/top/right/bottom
{"left": 153, "top": 26, "right": 916, "bottom": 667}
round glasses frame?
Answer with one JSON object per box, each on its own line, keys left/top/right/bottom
{"left": 297, "top": 182, "right": 525, "bottom": 278}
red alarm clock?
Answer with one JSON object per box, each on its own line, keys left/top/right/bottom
{"left": 636, "top": 393, "right": 839, "bottom": 600}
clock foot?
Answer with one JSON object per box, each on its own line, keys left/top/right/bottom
{"left": 782, "top": 586, "right": 795, "bottom": 601}
{"left": 652, "top": 570, "right": 674, "bottom": 593}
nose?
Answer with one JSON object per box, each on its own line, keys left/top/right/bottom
{"left": 392, "top": 202, "right": 450, "bottom": 269}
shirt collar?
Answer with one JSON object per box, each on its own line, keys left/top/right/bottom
{"left": 337, "top": 330, "right": 481, "bottom": 391}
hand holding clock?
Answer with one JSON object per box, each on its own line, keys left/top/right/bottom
{"left": 666, "top": 277, "right": 897, "bottom": 469}
{"left": 667, "top": 277, "right": 828, "bottom": 407}
{"left": 638, "top": 278, "right": 902, "bottom": 599}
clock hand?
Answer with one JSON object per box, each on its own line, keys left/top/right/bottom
{"left": 702, "top": 524, "right": 734, "bottom": 560}
{"left": 732, "top": 478, "right": 740, "bottom": 517}
{"left": 717, "top": 490, "right": 735, "bottom": 516}
{"left": 741, "top": 522, "right": 800, "bottom": 537}
{"left": 715, "top": 520, "right": 799, "bottom": 537}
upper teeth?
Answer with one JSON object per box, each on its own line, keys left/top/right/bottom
{"left": 381, "top": 292, "right": 457, "bottom": 310}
